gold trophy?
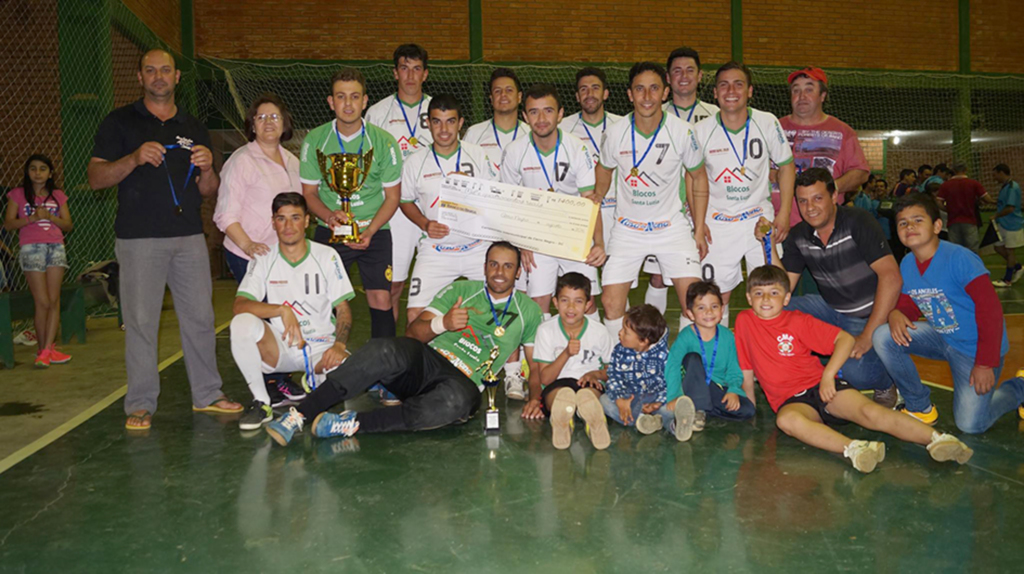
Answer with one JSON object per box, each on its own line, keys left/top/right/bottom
{"left": 476, "top": 346, "right": 502, "bottom": 432}
{"left": 316, "top": 148, "right": 374, "bottom": 243}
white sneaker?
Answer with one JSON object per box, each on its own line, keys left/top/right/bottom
{"left": 635, "top": 414, "right": 663, "bottom": 435}
{"left": 992, "top": 279, "right": 1012, "bottom": 288}
{"left": 843, "top": 440, "right": 886, "bottom": 473}
{"left": 926, "top": 432, "right": 973, "bottom": 464}
{"left": 13, "top": 329, "right": 36, "bottom": 346}
{"left": 1013, "top": 266, "right": 1024, "bottom": 283}
{"left": 504, "top": 372, "right": 527, "bottom": 401}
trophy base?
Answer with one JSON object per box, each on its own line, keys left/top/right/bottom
{"left": 329, "top": 224, "right": 359, "bottom": 244}
{"left": 484, "top": 409, "right": 500, "bottom": 432}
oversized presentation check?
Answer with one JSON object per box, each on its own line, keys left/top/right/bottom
{"left": 438, "top": 174, "right": 599, "bottom": 262}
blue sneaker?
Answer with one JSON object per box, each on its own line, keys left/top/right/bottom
{"left": 266, "top": 407, "right": 305, "bottom": 446}
{"left": 312, "top": 410, "right": 360, "bottom": 438}
{"left": 380, "top": 389, "right": 401, "bottom": 406}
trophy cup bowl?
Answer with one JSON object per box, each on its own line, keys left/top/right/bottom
{"left": 316, "top": 148, "right": 374, "bottom": 244}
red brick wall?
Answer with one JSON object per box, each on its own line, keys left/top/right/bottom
{"left": 743, "top": 0, "right": 959, "bottom": 71}
{"left": 971, "top": 0, "right": 1024, "bottom": 74}
{"left": 122, "top": 0, "right": 181, "bottom": 52}
{"left": 481, "top": 0, "right": 732, "bottom": 63}
{"left": 194, "top": 1, "right": 469, "bottom": 60}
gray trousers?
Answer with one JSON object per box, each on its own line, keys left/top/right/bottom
{"left": 948, "top": 222, "right": 980, "bottom": 253}
{"left": 116, "top": 234, "right": 224, "bottom": 415}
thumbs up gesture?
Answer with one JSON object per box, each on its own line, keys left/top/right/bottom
{"left": 566, "top": 330, "right": 581, "bottom": 356}
{"left": 443, "top": 296, "right": 471, "bottom": 332}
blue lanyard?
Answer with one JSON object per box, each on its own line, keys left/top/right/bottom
{"left": 432, "top": 144, "right": 461, "bottom": 176}
{"left": 631, "top": 114, "right": 664, "bottom": 173}
{"left": 532, "top": 130, "right": 560, "bottom": 191}
{"left": 397, "top": 94, "right": 424, "bottom": 142}
{"left": 162, "top": 144, "right": 195, "bottom": 215}
{"left": 484, "top": 289, "right": 513, "bottom": 331}
{"left": 491, "top": 119, "right": 519, "bottom": 150}
{"left": 671, "top": 102, "right": 697, "bottom": 123}
{"left": 580, "top": 113, "right": 606, "bottom": 153}
{"left": 302, "top": 346, "right": 317, "bottom": 391}
{"left": 693, "top": 325, "right": 719, "bottom": 386}
{"left": 335, "top": 121, "right": 367, "bottom": 163}
{"left": 720, "top": 113, "right": 750, "bottom": 170}
{"left": 762, "top": 228, "right": 773, "bottom": 265}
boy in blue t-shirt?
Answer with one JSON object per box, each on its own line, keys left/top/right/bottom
{"left": 665, "top": 281, "right": 755, "bottom": 434}
{"left": 872, "top": 193, "right": 1024, "bottom": 433}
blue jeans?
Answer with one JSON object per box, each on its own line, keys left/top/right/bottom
{"left": 599, "top": 393, "right": 674, "bottom": 431}
{"left": 225, "top": 249, "right": 251, "bottom": 285}
{"left": 786, "top": 295, "right": 892, "bottom": 391}
{"left": 872, "top": 321, "right": 1024, "bottom": 434}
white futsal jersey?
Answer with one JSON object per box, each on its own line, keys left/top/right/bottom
{"left": 499, "top": 130, "right": 595, "bottom": 196}
{"left": 599, "top": 112, "right": 705, "bottom": 230}
{"left": 365, "top": 93, "right": 433, "bottom": 159}
{"left": 662, "top": 99, "right": 720, "bottom": 126}
{"left": 463, "top": 119, "right": 531, "bottom": 170}
{"left": 559, "top": 111, "right": 622, "bottom": 166}
{"left": 693, "top": 107, "right": 793, "bottom": 224}
{"left": 237, "top": 241, "right": 356, "bottom": 347}
{"left": 400, "top": 142, "right": 499, "bottom": 250}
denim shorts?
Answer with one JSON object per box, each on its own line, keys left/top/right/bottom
{"left": 19, "top": 243, "right": 68, "bottom": 273}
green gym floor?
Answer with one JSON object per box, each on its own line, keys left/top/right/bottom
{"left": 1, "top": 259, "right": 1023, "bottom": 572}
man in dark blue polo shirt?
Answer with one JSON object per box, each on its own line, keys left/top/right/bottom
{"left": 773, "top": 168, "right": 903, "bottom": 407}
{"left": 88, "top": 49, "right": 242, "bottom": 430}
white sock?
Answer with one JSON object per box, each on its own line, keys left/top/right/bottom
{"left": 505, "top": 360, "right": 522, "bottom": 377}
{"left": 604, "top": 316, "right": 624, "bottom": 340}
{"left": 678, "top": 312, "right": 692, "bottom": 332}
{"left": 230, "top": 313, "right": 272, "bottom": 405}
{"left": 721, "top": 303, "right": 730, "bottom": 327}
{"left": 644, "top": 285, "right": 668, "bottom": 314}
{"left": 585, "top": 311, "right": 601, "bottom": 324}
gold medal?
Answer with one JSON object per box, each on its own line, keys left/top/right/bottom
{"left": 494, "top": 326, "right": 505, "bottom": 337}
{"left": 548, "top": 187, "right": 554, "bottom": 192}
{"left": 740, "top": 166, "right": 746, "bottom": 175}
{"left": 409, "top": 136, "right": 419, "bottom": 147}
{"left": 630, "top": 167, "right": 639, "bottom": 177}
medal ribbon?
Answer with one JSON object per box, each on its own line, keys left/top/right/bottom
{"left": 720, "top": 113, "right": 750, "bottom": 172}
{"left": 762, "top": 228, "right": 773, "bottom": 265}
{"left": 335, "top": 121, "right": 367, "bottom": 165}
{"left": 693, "top": 325, "right": 719, "bottom": 386}
{"left": 302, "top": 345, "right": 317, "bottom": 391}
{"left": 398, "top": 94, "right": 424, "bottom": 144}
{"left": 580, "top": 113, "right": 606, "bottom": 154}
{"left": 163, "top": 144, "right": 195, "bottom": 215}
{"left": 432, "top": 144, "right": 461, "bottom": 176}
{"left": 484, "top": 289, "right": 514, "bottom": 333}
{"left": 532, "top": 130, "right": 560, "bottom": 191}
{"left": 671, "top": 102, "right": 698, "bottom": 123}
{"left": 631, "top": 114, "right": 664, "bottom": 174}
{"left": 491, "top": 119, "right": 519, "bottom": 151}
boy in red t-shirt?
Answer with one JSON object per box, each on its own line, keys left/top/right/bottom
{"left": 734, "top": 265, "right": 973, "bottom": 473}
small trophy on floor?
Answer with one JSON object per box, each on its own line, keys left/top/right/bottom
{"left": 477, "top": 346, "right": 502, "bottom": 432}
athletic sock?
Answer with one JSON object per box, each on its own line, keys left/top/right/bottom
{"left": 604, "top": 316, "right": 623, "bottom": 340}
{"left": 721, "top": 303, "right": 730, "bottom": 327}
{"left": 644, "top": 285, "right": 668, "bottom": 315}
{"left": 370, "top": 307, "right": 397, "bottom": 338}
{"left": 230, "top": 314, "right": 273, "bottom": 405}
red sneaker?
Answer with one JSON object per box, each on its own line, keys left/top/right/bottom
{"left": 47, "top": 344, "right": 71, "bottom": 364}
{"left": 35, "top": 348, "right": 51, "bottom": 368}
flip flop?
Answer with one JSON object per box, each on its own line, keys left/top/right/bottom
{"left": 125, "top": 411, "right": 152, "bottom": 431}
{"left": 193, "top": 397, "right": 243, "bottom": 414}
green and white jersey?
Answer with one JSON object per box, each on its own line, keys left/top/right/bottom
{"left": 463, "top": 119, "right": 531, "bottom": 170}
{"left": 299, "top": 120, "right": 403, "bottom": 231}
{"left": 499, "top": 130, "right": 595, "bottom": 196}
{"left": 599, "top": 112, "right": 704, "bottom": 229}
{"left": 662, "top": 99, "right": 720, "bottom": 125}
{"left": 694, "top": 107, "right": 794, "bottom": 224}
{"left": 237, "top": 240, "right": 356, "bottom": 346}
{"left": 400, "top": 142, "right": 498, "bottom": 249}
{"left": 533, "top": 316, "right": 613, "bottom": 381}
{"left": 559, "top": 111, "right": 622, "bottom": 166}
{"left": 365, "top": 93, "right": 433, "bottom": 160}
{"left": 425, "top": 280, "right": 542, "bottom": 388}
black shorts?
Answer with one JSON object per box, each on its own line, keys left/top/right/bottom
{"left": 540, "top": 378, "right": 581, "bottom": 415}
{"left": 314, "top": 226, "right": 393, "bottom": 291}
{"left": 780, "top": 378, "right": 854, "bottom": 426}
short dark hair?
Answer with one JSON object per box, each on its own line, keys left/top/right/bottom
{"left": 524, "top": 83, "right": 561, "bottom": 110}
{"left": 917, "top": 164, "right": 933, "bottom": 174}
{"left": 876, "top": 178, "right": 888, "bottom": 187}
{"left": 623, "top": 304, "right": 667, "bottom": 345}
{"left": 666, "top": 47, "right": 701, "bottom": 73}
{"left": 715, "top": 61, "right": 753, "bottom": 86}
{"left": 934, "top": 163, "right": 952, "bottom": 176}
{"left": 428, "top": 93, "right": 462, "bottom": 118}
{"left": 628, "top": 62, "right": 667, "bottom": 88}
{"left": 899, "top": 168, "right": 916, "bottom": 180}
{"left": 272, "top": 192, "right": 307, "bottom": 215}
{"left": 330, "top": 67, "right": 367, "bottom": 93}
{"left": 486, "top": 241, "right": 521, "bottom": 270}
{"left": 746, "top": 265, "right": 790, "bottom": 294}
{"left": 995, "top": 163, "right": 1012, "bottom": 175}
{"left": 685, "top": 280, "right": 722, "bottom": 310}
{"left": 894, "top": 192, "right": 941, "bottom": 223}
{"left": 795, "top": 167, "right": 837, "bottom": 195}
{"left": 393, "top": 44, "right": 428, "bottom": 69}
{"left": 555, "top": 272, "right": 591, "bottom": 301}
{"left": 244, "top": 93, "right": 294, "bottom": 143}
{"left": 489, "top": 68, "right": 522, "bottom": 93}
{"left": 138, "top": 49, "right": 175, "bottom": 71}
{"left": 575, "top": 67, "right": 607, "bottom": 90}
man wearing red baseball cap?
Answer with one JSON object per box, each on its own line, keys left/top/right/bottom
{"left": 772, "top": 67, "right": 870, "bottom": 225}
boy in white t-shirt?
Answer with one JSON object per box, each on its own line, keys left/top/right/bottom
{"left": 533, "top": 273, "right": 613, "bottom": 450}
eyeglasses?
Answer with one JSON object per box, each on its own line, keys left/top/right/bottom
{"left": 254, "top": 113, "right": 281, "bottom": 123}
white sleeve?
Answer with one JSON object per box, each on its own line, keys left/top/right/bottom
{"left": 575, "top": 144, "right": 596, "bottom": 190}
{"left": 400, "top": 155, "right": 419, "bottom": 203}
{"left": 499, "top": 147, "right": 521, "bottom": 185}
{"left": 681, "top": 125, "right": 705, "bottom": 171}
{"left": 765, "top": 114, "right": 794, "bottom": 165}
{"left": 599, "top": 125, "right": 617, "bottom": 170}
{"left": 326, "top": 250, "right": 355, "bottom": 306}
{"left": 236, "top": 254, "right": 267, "bottom": 301}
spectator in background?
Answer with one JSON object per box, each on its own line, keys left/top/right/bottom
{"left": 922, "top": 163, "right": 950, "bottom": 194}
{"left": 775, "top": 67, "right": 870, "bottom": 226}
{"left": 3, "top": 154, "right": 74, "bottom": 367}
{"left": 893, "top": 169, "right": 916, "bottom": 197}
{"left": 214, "top": 93, "right": 300, "bottom": 283}
{"left": 936, "top": 162, "right": 988, "bottom": 253}
{"left": 991, "top": 164, "right": 1023, "bottom": 287}
{"left": 875, "top": 178, "right": 888, "bottom": 197}
{"left": 915, "top": 164, "right": 933, "bottom": 192}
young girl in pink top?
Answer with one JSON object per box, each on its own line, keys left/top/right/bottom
{"left": 3, "top": 155, "right": 74, "bottom": 367}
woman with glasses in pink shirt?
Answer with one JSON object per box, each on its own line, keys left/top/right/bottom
{"left": 215, "top": 93, "right": 301, "bottom": 283}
